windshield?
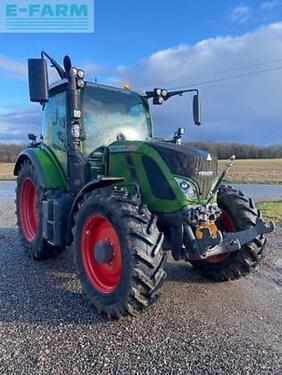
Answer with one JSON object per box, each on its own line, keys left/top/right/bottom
{"left": 82, "top": 84, "right": 152, "bottom": 155}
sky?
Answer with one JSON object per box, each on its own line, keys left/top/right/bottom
{"left": 1, "top": 0, "right": 282, "bottom": 145}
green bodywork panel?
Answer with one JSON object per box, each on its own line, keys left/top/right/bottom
{"left": 38, "top": 145, "right": 66, "bottom": 188}
{"left": 108, "top": 141, "right": 217, "bottom": 214}
{"left": 15, "top": 144, "right": 67, "bottom": 189}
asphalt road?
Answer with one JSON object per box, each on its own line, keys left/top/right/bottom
{"left": 3, "top": 181, "right": 282, "bottom": 201}
{"left": 0, "top": 198, "right": 281, "bottom": 374}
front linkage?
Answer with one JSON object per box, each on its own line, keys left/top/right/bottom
{"left": 160, "top": 199, "right": 274, "bottom": 262}
{"left": 183, "top": 214, "right": 274, "bottom": 261}
{"left": 159, "top": 157, "right": 275, "bottom": 262}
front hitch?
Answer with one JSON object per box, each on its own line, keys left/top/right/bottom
{"left": 184, "top": 218, "right": 275, "bottom": 261}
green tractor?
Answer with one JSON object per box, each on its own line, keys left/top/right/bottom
{"left": 15, "top": 52, "right": 274, "bottom": 318}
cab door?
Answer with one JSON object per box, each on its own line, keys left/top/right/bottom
{"left": 42, "top": 91, "right": 68, "bottom": 173}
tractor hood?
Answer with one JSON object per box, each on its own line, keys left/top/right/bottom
{"left": 149, "top": 141, "right": 218, "bottom": 198}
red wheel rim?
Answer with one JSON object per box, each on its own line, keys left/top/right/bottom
{"left": 81, "top": 214, "right": 122, "bottom": 294}
{"left": 19, "top": 178, "right": 39, "bottom": 242}
{"left": 205, "top": 210, "right": 236, "bottom": 264}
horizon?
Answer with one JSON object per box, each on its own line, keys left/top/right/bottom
{"left": 1, "top": 140, "right": 282, "bottom": 147}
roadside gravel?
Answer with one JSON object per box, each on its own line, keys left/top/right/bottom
{"left": 0, "top": 198, "right": 281, "bottom": 374}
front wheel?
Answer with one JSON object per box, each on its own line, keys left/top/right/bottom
{"left": 73, "top": 189, "right": 167, "bottom": 319}
{"left": 191, "top": 185, "right": 266, "bottom": 281}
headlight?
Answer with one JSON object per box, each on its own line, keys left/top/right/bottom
{"left": 175, "top": 177, "right": 197, "bottom": 199}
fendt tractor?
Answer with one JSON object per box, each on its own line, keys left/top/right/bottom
{"left": 14, "top": 52, "right": 275, "bottom": 318}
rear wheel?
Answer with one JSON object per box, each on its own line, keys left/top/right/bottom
{"left": 16, "top": 160, "right": 64, "bottom": 259}
{"left": 191, "top": 185, "right": 266, "bottom": 281}
{"left": 73, "top": 188, "right": 167, "bottom": 319}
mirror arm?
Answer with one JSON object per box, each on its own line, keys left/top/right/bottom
{"left": 166, "top": 88, "right": 198, "bottom": 99}
{"left": 144, "top": 90, "right": 154, "bottom": 98}
{"left": 41, "top": 51, "right": 66, "bottom": 79}
{"left": 145, "top": 88, "right": 198, "bottom": 100}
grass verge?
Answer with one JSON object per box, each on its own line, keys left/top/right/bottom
{"left": 257, "top": 201, "right": 282, "bottom": 224}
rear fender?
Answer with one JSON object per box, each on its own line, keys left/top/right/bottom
{"left": 14, "top": 146, "right": 66, "bottom": 189}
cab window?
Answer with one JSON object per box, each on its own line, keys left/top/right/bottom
{"left": 82, "top": 84, "right": 152, "bottom": 155}
{"left": 42, "top": 91, "right": 67, "bottom": 170}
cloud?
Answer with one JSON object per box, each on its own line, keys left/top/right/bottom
{"left": 0, "top": 105, "right": 41, "bottom": 143}
{"left": 114, "top": 23, "right": 282, "bottom": 145}
{"left": 0, "top": 55, "right": 26, "bottom": 80}
{"left": 230, "top": 2, "right": 282, "bottom": 25}
{"left": 230, "top": 5, "right": 252, "bottom": 24}
{"left": 260, "top": 1, "right": 280, "bottom": 10}
{"left": 2, "top": 23, "right": 282, "bottom": 146}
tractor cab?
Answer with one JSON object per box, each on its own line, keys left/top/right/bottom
{"left": 28, "top": 52, "right": 201, "bottom": 187}
{"left": 42, "top": 79, "right": 152, "bottom": 178}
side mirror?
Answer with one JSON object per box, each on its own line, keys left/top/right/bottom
{"left": 28, "top": 58, "right": 49, "bottom": 103}
{"left": 193, "top": 94, "right": 201, "bottom": 126}
{"left": 173, "top": 127, "right": 185, "bottom": 145}
{"left": 177, "top": 127, "right": 185, "bottom": 137}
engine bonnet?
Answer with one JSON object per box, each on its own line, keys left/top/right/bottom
{"left": 150, "top": 142, "right": 218, "bottom": 198}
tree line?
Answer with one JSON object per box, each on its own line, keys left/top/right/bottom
{"left": 0, "top": 144, "right": 25, "bottom": 163}
{"left": 187, "top": 142, "right": 282, "bottom": 159}
{"left": 0, "top": 142, "right": 282, "bottom": 162}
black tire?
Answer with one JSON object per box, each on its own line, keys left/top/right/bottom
{"left": 191, "top": 185, "right": 266, "bottom": 281}
{"left": 73, "top": 188, "right": 167, "bottom": 319}
{"left": 16, "top": 159, "right": 64, "bottom": 259}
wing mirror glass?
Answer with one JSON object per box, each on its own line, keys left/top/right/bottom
{"left": 28, "top": 58, "right": 49, "bottom": 103}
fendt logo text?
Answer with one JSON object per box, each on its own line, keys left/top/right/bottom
{"left": 0, "top": 0, "right": 94, "bottom": 33}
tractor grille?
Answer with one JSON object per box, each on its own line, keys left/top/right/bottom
{"left": 191, "top": 154, "right": 218, "bottom": 198}
{"left": 150, "top": 142, "right": 218, "bottom": 199}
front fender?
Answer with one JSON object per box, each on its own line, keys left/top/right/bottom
{"left": 66, "top": 177, "right": 124, "bottom": 245}
{"left": 14, "top": 146, "right": 66, "bottom": 190}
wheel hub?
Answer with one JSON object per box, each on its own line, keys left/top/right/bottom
{"left": 93, "top": 240, "right": 114, "bottom": 264}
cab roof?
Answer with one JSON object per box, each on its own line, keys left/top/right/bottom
{"left": 49, "top": 79, "right": 144, "bottom": 98}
